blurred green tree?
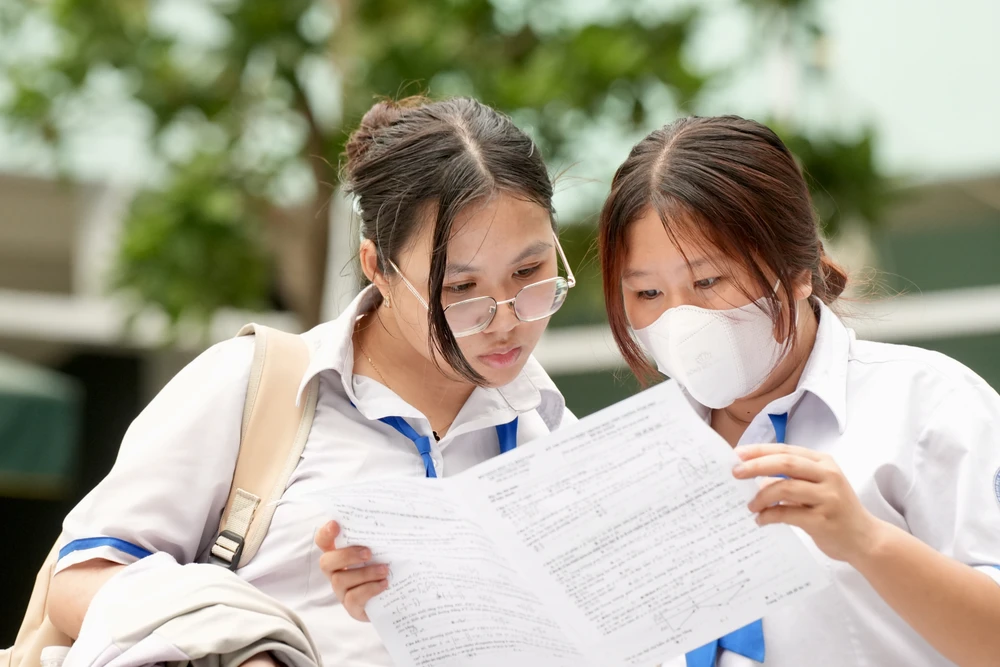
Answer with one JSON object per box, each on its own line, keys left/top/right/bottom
{"left": 0, "top": 0, "right": 889, "bottom": 330}
{"left": 0, "top": 0, "right": 704, "bottom": 328}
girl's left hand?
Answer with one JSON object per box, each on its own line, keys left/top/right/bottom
{"left": 733, "top": 444, "right": 887, "bottom": 564}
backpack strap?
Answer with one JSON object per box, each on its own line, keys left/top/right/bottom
{"left": 210, "top": 324, "right": 318, "bottom": 570}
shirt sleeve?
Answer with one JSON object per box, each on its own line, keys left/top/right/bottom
{"left": 56, "top": 336, "right": 255, "bottom": 572}
{"left": 903, "top": 376, "right": 1000, "bottom": 586}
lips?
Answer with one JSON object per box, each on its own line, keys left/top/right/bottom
{"left": 479, "top": 346, "right": 523, "bottom": 369}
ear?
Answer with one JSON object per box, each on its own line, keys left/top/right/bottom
{"left": 359, "top": 239, "right": 389, "bottom": 295}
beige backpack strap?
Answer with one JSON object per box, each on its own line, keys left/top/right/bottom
{"left": 210, "top": 323, "right": 318, "bottom": 570}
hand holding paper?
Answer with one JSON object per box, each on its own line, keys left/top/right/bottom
{"left": 314, "top": 520, "right": 387, "bottom": 621}
{"left": 300, "top": 382, "right": 830, "bottom": 667}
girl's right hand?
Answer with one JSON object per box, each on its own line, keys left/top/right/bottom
{"left": 315, "top": 521, "right": 389, "bottom": 622}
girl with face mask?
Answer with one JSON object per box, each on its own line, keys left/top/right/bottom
{"left": 599, "top": 116, "right": 1000, "bottom": 667}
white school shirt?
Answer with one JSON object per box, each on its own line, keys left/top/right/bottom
{"left": 662, "top": 300, "right": 1000, "bottom": 667}
{"left": 57, "top": 286, "right": 574, "bottom": 667}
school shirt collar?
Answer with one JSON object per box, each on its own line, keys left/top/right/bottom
{"left": 684, "top": 298, "right": 850, "bottom": 434}
{"left": 294, "top": 285, "right": 565, "bottom": 433}
{"left": 792, "top": 299, "right": 850, "bottom": 433}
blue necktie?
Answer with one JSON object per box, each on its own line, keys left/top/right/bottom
{"left": 685, "top": 619, "right": 765, "bottom": 667}
{"left": 378, "top": 415, "right": 438, "bottom": 477}
{"left": 684, "top": 412, "right": 788, "bottom": 667}
{"left": 768, "top": 413, "right": 787, "bottom": 446}
{"left": 378, "top": 415, "right": 518, "bottom": 478}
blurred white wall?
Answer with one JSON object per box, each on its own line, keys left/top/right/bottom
{"left": 690, "top": 0, "right": 1000, "bottom": 179}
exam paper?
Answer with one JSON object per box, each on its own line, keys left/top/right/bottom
{"left": 321, "top": 480, "right": 583, "bottom": 667}
{"left": 309, "top": 381, "right": 830, "bottom": 667}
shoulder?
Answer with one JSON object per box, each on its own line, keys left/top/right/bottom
{"left": 849, "top": 338, "right": 995, "bottom": 403}
{"left": 176, "top": 335, "right": 258, "bottom": 386}
{"left": 131, "top": 335, "right": 257, "bottom": 430}
{"left": 102, "top": 334, "right": 259, "bottom": 474}
{"left": 849, "top": 337, "right": 1000, "bottom": 440}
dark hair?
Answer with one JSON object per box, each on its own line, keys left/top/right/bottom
{"left": 598, "top": 115, "right": 849, "bottom": 384}
{"left": 343, "top": 96, "right": 554, "bottom": 384}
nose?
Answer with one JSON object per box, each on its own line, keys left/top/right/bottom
{"left": 484, "top": 299, "right": 519, "bottom": 335}
{"left": 637, "top": 289, "right": 690, "bottom": 327}
{"left": 662, "top": 286, "right": 699, "bottom": 312}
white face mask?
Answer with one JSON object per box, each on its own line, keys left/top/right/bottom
{"left": 633, "top": 289, "right": 788, "bottom": 409}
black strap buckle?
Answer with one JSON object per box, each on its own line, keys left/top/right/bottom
{"left": 210, "top": 529, "right": 245, "bottom": 571}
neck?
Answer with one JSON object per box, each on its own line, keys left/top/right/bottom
{"left": 713, "top": 301, "right": 819, "bottom": 442}
{"left": 354, "top": 308, "right": 475, "bottom": 436}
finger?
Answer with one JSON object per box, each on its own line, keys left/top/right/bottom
{"left": 318, "top": 545, "right": 372, "bottom": 575}
{"left": 756, "top": 476, "right": 782, "bottom": 490}
{"left": 733, "top": 454, "right": 828, "bottom": 482}
{"left": 330, "top": 563, "right": 389, "bottom": 600}
{"left": 343, "top": 579, "right": 389, "bottom": 622}
{"left": 755, "top": 505, "right": 818, "bottom": 529}
{"left": 748, "top": 479, "right": 827, "bottom": 513}
{"left": 314, "top": 521, "right": 341, "bottom": 551}
{"left": 736, "top": 444, "right": 824, "bottom": 462}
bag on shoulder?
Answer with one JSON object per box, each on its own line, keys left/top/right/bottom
{"left": 1, "top": 324, "right": 317, "bottom": 667}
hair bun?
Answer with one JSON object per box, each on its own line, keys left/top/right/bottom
{"left": 344, "top": 96, "right": 430, "bottom": 175}
{"left": 819, "top": 253, "right": 849, "bottom": 301}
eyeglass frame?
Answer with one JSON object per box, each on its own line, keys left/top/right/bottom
{"left": 385, "top": 230, "right": 577, "bottom": 338}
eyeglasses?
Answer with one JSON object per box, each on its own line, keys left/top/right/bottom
{"left": 388, "top": 231, "right": 576, "bottom": 338}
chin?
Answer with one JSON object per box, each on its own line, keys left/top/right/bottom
{"left": 473, "top": 349, "right": 534, "bottom": 388}
{"left": 478, "top": 365, "right": 524, "bottom": 388}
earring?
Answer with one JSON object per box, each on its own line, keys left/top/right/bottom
{"left": 383, "top": 293, "right": 392, "bottom": 309}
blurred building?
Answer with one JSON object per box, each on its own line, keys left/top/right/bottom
{"left": 0, "top": 173, "right": 294, "bottom": 642}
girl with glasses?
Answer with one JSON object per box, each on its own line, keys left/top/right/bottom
{"left": 48, "top": 96, "right": 576, "bottom": 667}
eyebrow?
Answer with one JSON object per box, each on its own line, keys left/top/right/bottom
{"left": 446, "top": 240, "right": 553, "bottom": 276}
{"left": 511, "top": 240, "right": 553, "bottom": 265}
{"left": 622, "top": 257, "right": 720, "bottom": 281}
{"left": 687, "top": 258, "right": 717, "bottom": 271}
{"left": 622, "top": 268, "right": 650, "bottom": 280}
